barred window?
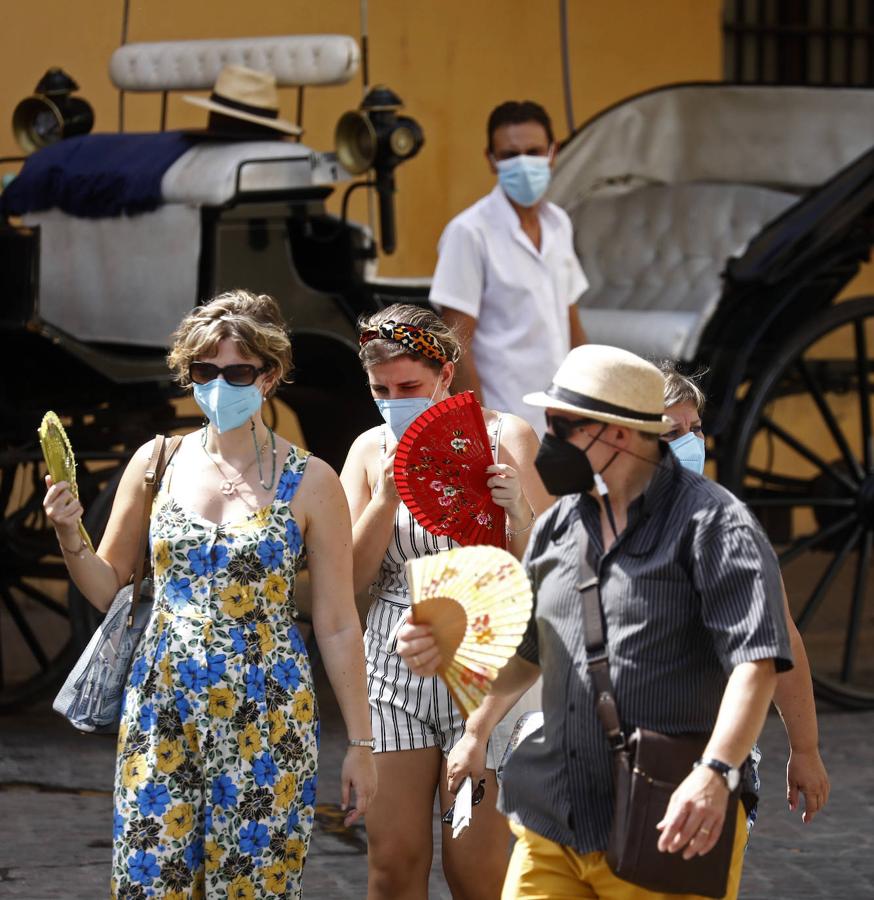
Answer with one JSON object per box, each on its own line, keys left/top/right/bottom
{"left": 724, "top": 0, "right": 874, "bottom": 86}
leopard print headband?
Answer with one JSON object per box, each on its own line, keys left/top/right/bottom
{"left": 359, "top": 321, "right": 449, "bottom": 365}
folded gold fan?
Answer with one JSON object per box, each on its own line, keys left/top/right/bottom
{"left": 406, "top": 545, "right": 533, "bottom": 718}
{"left": 38, "top": 411, "right": 94, "bottom": 553}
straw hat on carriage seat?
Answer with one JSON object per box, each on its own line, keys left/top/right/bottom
{"left": 182, "top": 64, "right": 301, "bottom": 137}
{"left": 524, "top": 344, "right": 672, "bottom": 434}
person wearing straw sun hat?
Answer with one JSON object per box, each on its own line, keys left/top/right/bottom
{"left": 397, "top": 343, "right": 794, "bottom": 900}
{"left": 182, "top": 64, "right": 302, "bottom": 139}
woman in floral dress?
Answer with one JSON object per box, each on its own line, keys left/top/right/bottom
{"left": 339, "top": 304, "right": 550, "bottom": 900}
{"left": 44, "top": 290, "right": 376, "bottom": 899}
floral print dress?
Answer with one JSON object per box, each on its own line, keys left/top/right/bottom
{"left": 112, "top": 445, "right": 318, "bottom": 900}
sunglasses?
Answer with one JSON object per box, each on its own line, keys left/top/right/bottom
{"left": 545, "top": 412, "right": 595, "bottom": 441}
{"left": 189, "top": 362, "right": 269, "bottom": 387}
{"left": 441, "top": 779, "right": 486, "bottom": 825}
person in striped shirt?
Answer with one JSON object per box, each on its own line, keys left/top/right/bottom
{"left": 397, "top": 344, "right": 793, "bottom": 900}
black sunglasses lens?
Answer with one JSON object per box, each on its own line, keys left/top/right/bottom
{"left": 441, "top": 779, "right": 486, "bottom": 824}
{"left": 190, "top": 363, "right": 218, "bottom": 384}
{"left": 546, "top": 414, "right": 569, "bottom": 440}
{"left": 223, "top": 364, "right": 258, "bottom": 386}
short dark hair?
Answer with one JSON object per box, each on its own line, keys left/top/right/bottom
{"left": 487, "top": 101, "right": 554, "bottom": 153}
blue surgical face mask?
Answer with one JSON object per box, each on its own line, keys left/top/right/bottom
{"left": 495, "top": 153, "right": 552, "bottom": 207}
{"left": 193, "top": 379, "right": 263, "bottom": 434}
{"left": 668, "top": 431, "right": 706, "bottom": 475}
{"left": 374, "top": 378, "right": 443, "bottom": 441}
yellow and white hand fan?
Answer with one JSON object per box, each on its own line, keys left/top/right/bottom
{"left": 406, "top": 545, "right": 533, "bottom": 718}
{"left": 38, "top": 411, "right": 95, "bottom": 553}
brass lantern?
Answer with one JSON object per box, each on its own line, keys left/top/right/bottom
{"left": 13, "top": 69, "right": 94, "bottom": 155}
{"left": 335, "top": 85, "right": 424, "bottom": 254}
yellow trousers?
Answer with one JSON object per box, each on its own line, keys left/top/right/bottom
{"left": 502, "top": 806, "right": 747, "bottom": 900}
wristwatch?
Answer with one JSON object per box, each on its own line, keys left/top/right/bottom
{"left": 694, "top": 757, "right": 740, "bottom": 791}
{"left": 348, "top": 738, "right": 376, "bottom": 750}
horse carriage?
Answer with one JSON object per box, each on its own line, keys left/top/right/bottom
{"left": 0, "top": 34, "right": 429, "bottom": 709}
{"left": 2, "top": 53, "right": 873, "bottom": 711}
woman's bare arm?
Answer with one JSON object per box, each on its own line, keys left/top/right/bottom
{"left": 339, "top": 430, "right": 400, "bottom": 605}
{"left": 43, "top": 440, "right": 154, "bottom": 612}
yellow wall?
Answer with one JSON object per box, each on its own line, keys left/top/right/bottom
{"left": 4, "top": 0, "right": 872, "bottom": 294}
{"left": 0, "top": 0, "right": 723, "bottom": 277}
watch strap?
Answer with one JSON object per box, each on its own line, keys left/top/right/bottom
{"left": 694, "top": 756, "right": 739, "bottom": 787}
{"left": 348, "top": 738, "right": 376, "bottom": 749}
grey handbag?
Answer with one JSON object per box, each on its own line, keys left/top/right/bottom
{"left": 53, "top": 434, "right": 181, "bottom": 733}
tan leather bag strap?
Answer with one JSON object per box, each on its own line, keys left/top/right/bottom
{"left": 127, "top": 433, "right": 183, "bottom": 626}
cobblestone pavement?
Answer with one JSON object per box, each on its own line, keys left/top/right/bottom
{"left": 1, "top": 671, "right": 871, "bottom": 899}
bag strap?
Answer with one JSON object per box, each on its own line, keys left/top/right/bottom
{"left": 577, "top": 540, "right": 627, "bottom": 751}
{"left": 127, "top": 434, "right": 183, "bottom": 627}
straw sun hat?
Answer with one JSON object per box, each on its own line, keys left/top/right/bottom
{"left": 524, "top": 344, "right": 672, "bottom": 434}
{"left": 182, "top": 64, "right": 301, "bottom": 137}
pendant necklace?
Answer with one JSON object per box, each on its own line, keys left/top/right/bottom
{"left": 201, "top": 426, "right": 275, "bottom": 498}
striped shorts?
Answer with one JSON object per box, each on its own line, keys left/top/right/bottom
{"left": 365, "top": 594, "right": 501, "bottom": 766}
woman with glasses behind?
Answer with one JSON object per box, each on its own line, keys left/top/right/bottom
{"left": 43, "top": 290, "right": 375, "bottom": 900}
{"left": 658, "top": 362, "right": 830, "bottom": 833}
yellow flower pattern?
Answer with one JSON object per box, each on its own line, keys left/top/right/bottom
{"left": 112, "top": 446, "right": 317, "bottom": 898}
{"left": 219, "top": 583, "right": 255, "bottom": 618}
{"left": 163, "top": 802, "right": 194, "bottom": 839}
{"left": 292, "top": 688, "right": 315, "bottom": 723}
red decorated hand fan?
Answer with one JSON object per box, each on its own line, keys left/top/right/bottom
{"left": 394, "top": 391, "right": 506, "bottom": 547}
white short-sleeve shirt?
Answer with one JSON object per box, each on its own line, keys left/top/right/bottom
{"left": 430, "top": 185, "right": 588, "bottom": 435}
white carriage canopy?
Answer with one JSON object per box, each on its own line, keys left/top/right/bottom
{"left": 549, "top": 84, "right": 874, "bottom": 361}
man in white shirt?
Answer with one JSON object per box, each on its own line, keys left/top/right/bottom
{"left": 430, "top": 100, "right": 588, "bottom": 435}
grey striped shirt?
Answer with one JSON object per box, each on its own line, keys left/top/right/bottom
{"left": 499, "top": 452, "right": 793, "bottom": 855}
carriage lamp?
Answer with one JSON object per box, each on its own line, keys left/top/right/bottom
{"left": 12, "top": 68, "right": 94, "bottom": 154}
{"left": 334, "top": 85, "right": 424, "bottom": 254}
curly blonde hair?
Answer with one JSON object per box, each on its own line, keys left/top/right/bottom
{"left": 167, "top": 290, "right": 293, "bottom": 396}
{"left": 357, "top": 303, "right": 461, "bottom": 372}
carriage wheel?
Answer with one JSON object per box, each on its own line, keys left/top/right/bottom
{"left": 0, "top": 447, "right": 127, "bottom": 710}
{"left": 723, "top": 295, "right": 874, "bottom": 708}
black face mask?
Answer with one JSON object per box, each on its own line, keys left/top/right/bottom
{"left": 534, "top": 430, "right": 599, "bottom": 496}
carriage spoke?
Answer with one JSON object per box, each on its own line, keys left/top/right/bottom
{"left": 761, "top": 416, "right": 858, "bottom": 493}
{"left": 0, "top": 587, "right": 50, "bottom": 671}
{"left": 797, "top": 359, "right": 864, "bottom": 482}
{"left": 747, "top": 495, "right": 855, "bottom": 508}
{"left": 841, "top": 529, "right": 872, "bottom": 683}
{"left": 13, "top": 580, "right": 69, "bottom": 618}
{"left": 854, "top": 321, "right": 874, "bottom": 473}
{"left": 795, "top": 526, "right": 861, "bottom": 632}
{"left": 778, "top": 513, "right": 857, "bottom": 565}
{"left": 744, "top": 467, "right": 811, "bottom": 491}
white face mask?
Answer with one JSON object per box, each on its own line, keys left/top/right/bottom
{"left": 373, "top": 377, "right": 443, "bottom": 441}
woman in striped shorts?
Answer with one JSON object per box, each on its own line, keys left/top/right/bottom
{"left": 340, "top": 303, "right": 551, "bottom": 900}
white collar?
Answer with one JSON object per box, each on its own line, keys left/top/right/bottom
{"left": 485, "top": 183, "right": 556, "bottom": 258}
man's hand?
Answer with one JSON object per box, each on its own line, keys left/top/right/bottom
{"left": 395, "top": 612, "right": 442, "bottom": 676}
{"left": 446, "top": 731, "right": 488, "bottom": 795}
{"left": 786, "top": 747, "right": 830, "bottom": 823}
{"left": 656, "top": 765, "right": 731, "bottom": 859}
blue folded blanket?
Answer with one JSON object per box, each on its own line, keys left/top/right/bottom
{"left": 0, "top": 131, "right": 196, "bottom": 218}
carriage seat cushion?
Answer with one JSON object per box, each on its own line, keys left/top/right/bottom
{"left": 160, "top": 140, "right": 341, "bottom": 206}
{"left": 572, "top": 182, "right": 796, "bottom": 360}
